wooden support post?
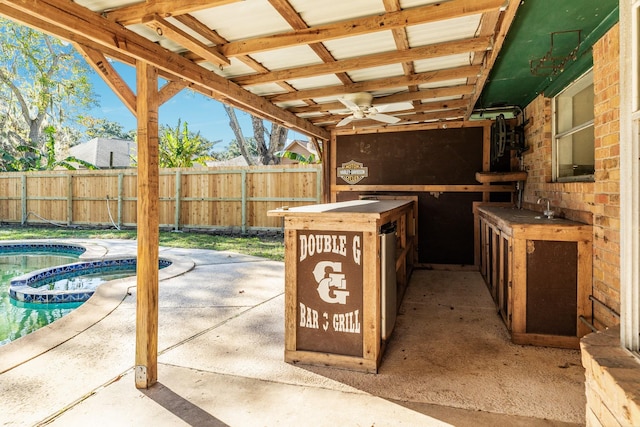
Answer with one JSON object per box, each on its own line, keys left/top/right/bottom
{"left": 134, "top": 60, "right": 160, "bottom": 389}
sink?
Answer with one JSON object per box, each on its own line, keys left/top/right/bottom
{"left": 534, "top": 216, "right": 560, "bottom": 221}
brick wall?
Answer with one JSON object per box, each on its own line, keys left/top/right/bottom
{"left": 521, "top": 24, "right": 620, "bottom": 330}
{"left": 591, "top": 24, "right": 621, "bottom": 329}
{"left": 581, "top": 326, "right": 640, "bottom": 427}
{"left": 577, "top": 22, "right": 640, "bottom": 427}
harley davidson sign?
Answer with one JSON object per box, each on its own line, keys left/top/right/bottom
{"left": 296, "top": 230, "right": 364, "bottom": 357}
{"left": 337, "top": 160, "right": 368, "bottom": 184}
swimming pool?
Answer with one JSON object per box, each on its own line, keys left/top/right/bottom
{"left": 0, "top": 242, "right": 170, "bottom": 346}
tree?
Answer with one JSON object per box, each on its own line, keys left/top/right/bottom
{"left": 0, "top": 126, "right": 97, "bottom": 171}
{"left": 80, "top": 116, "right": 136, "bottom": 141}
{"left": 222, "top": 105, "right": 289, "bottom": 165}
{"left": 157, "top": 119, "right": 216, "bottom": 168}
{"left": 0, "top": 18, "right": 97, "bottom": 155}
{"left": 219, "top": 137, "right": 258, "bottom": 160}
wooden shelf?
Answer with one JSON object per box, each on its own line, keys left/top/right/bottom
{"left": 475, "top": 171, "right": 528, "bottom": 183}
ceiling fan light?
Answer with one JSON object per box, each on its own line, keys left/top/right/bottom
{"left": 345, "top": 91, "right": 374, "bottom": 107}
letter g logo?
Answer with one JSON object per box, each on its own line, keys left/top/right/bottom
{"left": 312, "top": 261, "right": 349, "bottom": 304}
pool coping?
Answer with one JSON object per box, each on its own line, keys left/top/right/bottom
{"left": 0, "top": 240, "right": 107, "bottom": 259}
{"left": 9, "top": 257, "right": 172, "bottom": 304}
{"left": 0, "top": 240, "right": 195, "bottom": 374}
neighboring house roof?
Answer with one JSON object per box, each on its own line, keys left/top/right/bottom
{"left": 70, "top": 138, "right": 136, "bottom": 169}
{"left": 280, "top": 139, "right": 317, "bottom": 164}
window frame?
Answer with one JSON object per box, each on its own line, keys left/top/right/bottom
{"left": 620, "top": 0, "right": 640, "bottom": 353}
{"left": 552, "top": 69, "right": 596, "bottom": 183}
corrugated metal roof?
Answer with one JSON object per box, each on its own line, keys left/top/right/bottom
{"left": 192, "top": 0, "right": 291, "bottom": 41}
{"left": 14, "top": 0, "right": 521, "bottom": 136}
{"left": 407, "top": 15, "right": 482, "bottom": 46}
{"left": 288, "top": 0, "right": 386, "bottom": 26}
{"left": 250, "top": 45, "right": 324, "bottom": 71}
{"left": 322, "top": 31, "right": 398, "bottom": 61}
{"left": 413, "top": 54, "right": 472, "bottom": 73}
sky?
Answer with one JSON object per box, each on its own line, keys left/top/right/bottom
{"left": 87, "top": 61, "right": 306, "bottom": 149}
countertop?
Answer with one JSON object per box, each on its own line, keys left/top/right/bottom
{"left": 268, "top": 199, "right": 413, "bottom": 217}
{"left": 477, "top": 206, "right": 588, "bottom": 227}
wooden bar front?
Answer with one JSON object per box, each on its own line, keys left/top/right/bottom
{"left": 269, "top": 200, "right": 416, "bottom": 372}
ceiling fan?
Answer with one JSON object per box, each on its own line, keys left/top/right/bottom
{"left": 336, "top": 92, "right": 413, "bottom": 127}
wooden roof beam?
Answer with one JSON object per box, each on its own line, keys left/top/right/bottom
{"left": 74, "top": 43, "right": 137, "bottom": 115}
{"left": 382, "top": 0, "right": 419, "bottom": 95}
{"left": 295, "top": 98, "right": 470, "bottom": 116}
{"left": 317, "top": 108, "right": 467, "bottom": 127}
{"left": 220, "top": 0, "right": 505, "bottom": 57}
{"left": 269, "top": 65, "right": 482, "bottom": 104}
{"left": 233, "top": 36, "right": 492, "bottom": 86}
{"left": 141, "top": 14, "right": 230, "bottom": 67}
{"left": 293, "top": 85, "right": 474, "bottom": 113}
{"left": 104, "top": 0, "right": 242, "bottom": 26}
{"left": 333, "top": 119, "right": 475, "bottom": 136}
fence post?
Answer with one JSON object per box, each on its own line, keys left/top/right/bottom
{"left": 67, "top": 174, "right": 73, "bottom": 226}
{"left": 241, "top": 169, "right": 247, "bottom": 234}
{"left": 174, "top": 170, "right": 181, "bottom": 231}
{"left": 118, "top": 173, "right": 124, "bottom": 228}
{"left": 316, "top": 165, "right": 322, "bottom": 203}
{"left": 21, "top": 174, "right": 26, "bottom": 224}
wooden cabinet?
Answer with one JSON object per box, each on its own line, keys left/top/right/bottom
{"left": 269, "top": 199, "right": 416, "bottom": 372}
{"left": 474, "top": 204, "right": 592, "bottom": 349}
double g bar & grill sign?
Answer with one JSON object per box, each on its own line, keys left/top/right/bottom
{"left": 296, "top": 230, "right": 364, "bottom": 356}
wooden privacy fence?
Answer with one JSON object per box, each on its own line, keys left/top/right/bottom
{"left": 0, "top": 165, "right": 322, "bottom": 233}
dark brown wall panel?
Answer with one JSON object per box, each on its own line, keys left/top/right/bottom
{"left": 335, "top": 128, "right": 483, "bottom": 185}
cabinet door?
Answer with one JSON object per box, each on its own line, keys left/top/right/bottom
{"left": 489, "top": 226, "right": 500, "bottom": 303}
{"left": 525, "top": 240, "right": 578, "bottom": 336}
{"left": 480, "top": 220, "right": 490, "bottom": 283}
{"left": 499, "top": 232, "right": 512, "bottom": 329}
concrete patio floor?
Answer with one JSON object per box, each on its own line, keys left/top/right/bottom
{"left": 0, "top": 240, "right": 585, "bottom": 426}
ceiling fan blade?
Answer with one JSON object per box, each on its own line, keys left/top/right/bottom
{"left": 369, "top": 113, "right": 401, "bottom": 124}
{"left": 338, "top": 97, "right": 359, "bottom": 111}
{"left": 337, "top": 115, "right": 355, "bottom": 126}
{"left": 373, "top": 102, "right": 414, "bottom": 113}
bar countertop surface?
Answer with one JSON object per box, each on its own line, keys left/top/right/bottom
{"left": 268, "top": 199, "right": 413, "bottom": 218}
{"left": 477, "top": 205, "right": 589, "bottom": 227}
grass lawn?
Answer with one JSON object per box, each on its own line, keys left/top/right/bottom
{"left": 0, "top": 225, "right": 284, "bottom": 261}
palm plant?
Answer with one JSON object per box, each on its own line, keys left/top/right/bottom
{"left": 275, "top": 150, "right": 319, "bottom": 164}
{"left": 158, "top": 119, "right": 215, "bottom": 168}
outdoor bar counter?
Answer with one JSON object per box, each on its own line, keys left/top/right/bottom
{"left": 474, "top": 205, "right": 593, "bottom": 348}
{"left": 268, "top": 199, "right": 416, "bottom": 373}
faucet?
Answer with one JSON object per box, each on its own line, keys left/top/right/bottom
{"left": 537, "top": 197, "right": 554, "bottom": 219}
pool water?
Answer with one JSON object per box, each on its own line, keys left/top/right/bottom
{"left": 0, "top": 252, "right": 81, "bottom": 346}
{"left": 42, "top": 268, "right": 135, "bottom": 291}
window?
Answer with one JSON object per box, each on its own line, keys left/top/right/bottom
{"left": 553, "top": 69, "right": 595, "bottom": 181}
